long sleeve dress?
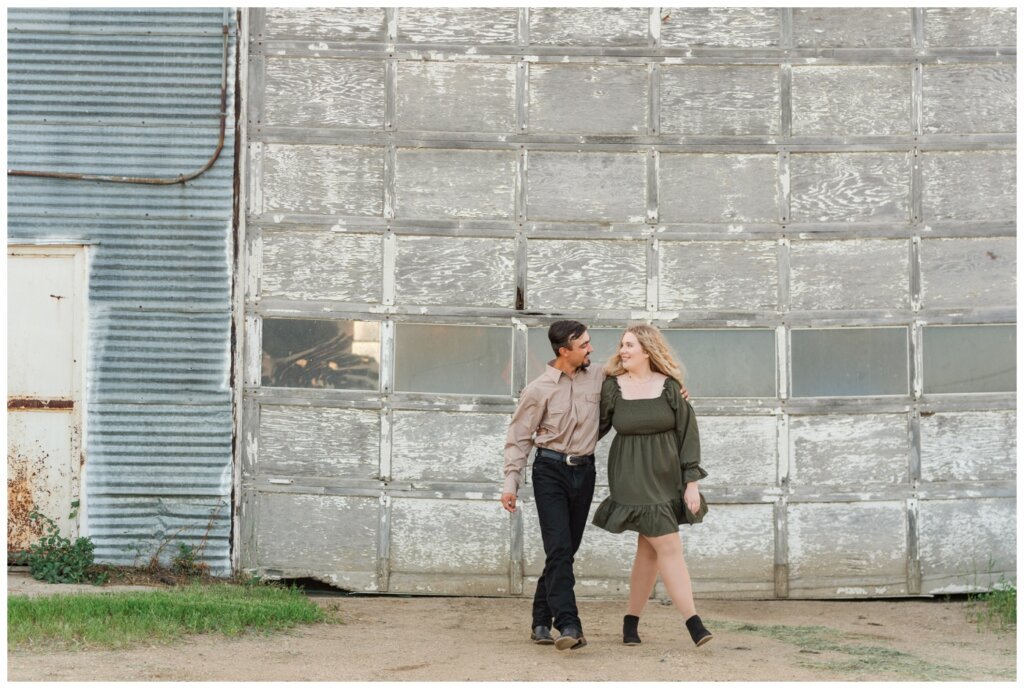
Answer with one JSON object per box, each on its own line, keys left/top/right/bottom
{"left": 591, "top": 375, "right": 708, "bottom": 537}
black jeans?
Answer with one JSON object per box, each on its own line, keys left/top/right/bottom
{"left": 530, "top": 455, "right": 596, "bottom": 633}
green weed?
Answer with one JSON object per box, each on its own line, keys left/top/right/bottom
{"left": 8, "top": 582, "right": 334, "bottom": 651}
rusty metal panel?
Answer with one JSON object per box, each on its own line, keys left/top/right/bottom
{"left": 922, "top": 65, "right": 1016, "bottom": 135}
{"left": 7, "top": 8, "right": 235, "bottom": 573}
{"left": 659, "top": 8, "right": 780, "bottom": 48}
{"left": 922, "top": 7, "right": 1016, "bottom": 47}
{"left": 660, "top": 154, "right": 779, "bottom": 223}
{"left": 660, "top": 66, "right": 780, "bottom": 136}
{"left": 527, "top": 239, "right": 646, "bottom": 310}
{"left": 790, "top": 152, "right": 911, "bottom": 223}
{"left": 529, "top": 64, "right": 648, "bottom": 135}
{"left": 527, "top": 151, "right": 646, "bottom": 222}
{"left": 921, "top": 151, "right": 1016, "bottom": 222}
{"left": 792, "top": 8, "right": 911, "bottom": 48}
{"left": 528, "top": 7, "right": 648, "bottom": 46}
{"left": 255, "top": 492, "right": 380, "bottom": 589}
{"left": 789, "top": 502, "right": 909, "bottom": 596}
{"left": 659, "top": 241, "right": 778, "bottom": 311}
{"left": 389, "top": 498, "right": 510, "bottom": 594}
{"left": 261, "top": 144, "right": 384, "bottom": 216}
{"left": 391, "top": 411, "right": 508, "bottom": 482}
{"left": 918, "top": 497, "right": 1016, "bottom": 593}
{"left": 263, "top": 7, "right": 386, "bottom": 42}
{"left": 919, "top": 238, "right": 1016, "bottom": 310}
{"left": 395, "top": 236, "right": 515, "bottom": 308}
{"left": 396, "top": 7, "right": 518, "bottom": 45}
{"left": 394, "top": 148, "right": 515, "bottom": 220}
{"left": 919, "top": 411, "right": 1016, "bottom": 483}
{"left": 261, "top": 230, "right": 383, "bottom": 303}
{"left": 789, "top": 415, "right": 910, "bottom": 488}
{"left": 789, "top": 239, "right": 910, "bottom": 311}
{"left": 396, "top": 62, "right": 516, "bottom": 133}
{"left": 258, "top": 406, "right": 380, "bottom": 479}
{"left": 263, "top": 58, "right": 385, "bottom": 129}
{"left": 792, "top": 66, "right": 911, "bottom": 136}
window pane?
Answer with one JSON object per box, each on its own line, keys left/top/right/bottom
{"left": 792, "top": 328, "right": 907, "bottom": 397}
{"left": 262, "top": 318, "right": 379, "bottom": 390}
{"left": 526, "top": 327, "right": 621, "bottom": 382}
{"left": 664, "top": 330, "right": 777, "bottom": 397}
{"left": 395, "top": 324, "right": 512, "bottom": 395}
{"left": 923, "top": 325, "right": 1015, "bottom": 393}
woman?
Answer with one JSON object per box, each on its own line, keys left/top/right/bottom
{"left": 591, "top": 323, "right": 712, "bottom": 647}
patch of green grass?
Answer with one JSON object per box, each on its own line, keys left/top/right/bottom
{"left": 713, "top": 619, "right": 967, "bottom": 681}
{"left": 8, "top": 583, "right": 334, "bottom": 651}
{"left": 968, "top": 581, "right": 1016, "bottom": 633}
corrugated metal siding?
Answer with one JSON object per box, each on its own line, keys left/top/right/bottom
{"left": 7, "top": 8, "right": 236, "bottom": 574}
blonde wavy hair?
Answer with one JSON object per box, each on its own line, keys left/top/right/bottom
{"left": 603, "top": 323, "right": 686, "bottom": 387}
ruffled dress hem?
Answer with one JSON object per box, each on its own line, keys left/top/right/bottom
{"left": 592, "top": 494, "right": 706, "bottom": 537}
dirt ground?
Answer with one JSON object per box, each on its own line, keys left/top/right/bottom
{"left": 6, "top": 570, "right": 1016, "bottom": 682}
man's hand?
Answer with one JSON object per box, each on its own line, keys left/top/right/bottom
{"left": 500, "top": 492, "right": 517, "bottom": 513}
{"left": 681, "top": 383, "right": 691, "bottom": 401}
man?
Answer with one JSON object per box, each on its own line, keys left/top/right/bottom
{"left": 501, "top": 320, "right": 602, "bottom": 651}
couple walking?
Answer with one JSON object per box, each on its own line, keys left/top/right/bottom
{"left": 501, "top": 320, "right": 712, "bottom": 651}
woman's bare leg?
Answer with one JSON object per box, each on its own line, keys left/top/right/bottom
{"left": 627, "top": 534, "right": 659, "bottom": 616}
{"left": 645, "top": 532, "right": 697, "bottom": 619}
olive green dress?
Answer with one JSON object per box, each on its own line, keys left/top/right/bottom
{"left": 591, "top": 375, "right": 708, "bottom": 537}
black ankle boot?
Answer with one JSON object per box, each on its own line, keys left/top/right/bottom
{"left": 685, "top": 614, "right": 713, "bottom": 647}
{"left": 623, "top": 614, "right": 641, "bottom": 645}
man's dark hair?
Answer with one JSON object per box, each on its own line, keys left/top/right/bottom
{"left": 548, "top": 320, "right": 588, "bottom": 357}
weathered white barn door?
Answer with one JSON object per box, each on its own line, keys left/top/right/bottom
{"left": 7, "top": 245, "right": 87, "bottom": 556}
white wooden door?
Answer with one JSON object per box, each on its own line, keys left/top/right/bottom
{"left": 7, "top": 245, "right": 86, "bottom": 556}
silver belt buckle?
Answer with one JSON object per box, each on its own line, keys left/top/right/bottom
{"left": 565, "top": 454, "right": 578, "bottom": 466}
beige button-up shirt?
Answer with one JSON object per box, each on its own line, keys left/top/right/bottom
{"left": 502, "top": 362, "right": 606, "bottom": 495}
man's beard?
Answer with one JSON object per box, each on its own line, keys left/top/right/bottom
{"left": 577, "top": 359, "right": 590, "bottom": 371}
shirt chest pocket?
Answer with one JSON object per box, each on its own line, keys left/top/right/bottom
{"left": 542, "top": 403, "right": 569, "bottom": 434}
{"left": 578, "top": 392, "right": 601, "bottom": 411}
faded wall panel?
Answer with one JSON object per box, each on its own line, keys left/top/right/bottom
{"left": 922, "top": 151, "right": 1016, "bottom": 222}
{"left": 527, "top": 151, "right": 646, "bottom": 222}
{"left": 789, "top": 502, "right": 907, "bottom": 594}
{"left": 528, "top": 7, "right": 648, "bottom": 46}
{"left": 792, "top": 8, "right": 911, "bottom": 47}
{"left": 923, "top": 7, "right": 1016, "bottom": 47}
{"left": 918, "top": 497, "right": 1016, "bottom": 593}
{"left": 919, "top": 237, "right": 1016, "bottom": 310}
{"left": 263, "top": 58, "right": 384, "bottom": 129}
{"left": 258, "top": 406, "right": 380, "bottom": 479}
{"left": 255, "top": 493, "right": 379, "bottom": 589}
{"left": 660, "top": 66, "right": 780, "bottom": 136}
{"left": 261, "top": 230, "right": 382, "bottom": 303}
{"left": 789, "top": 240, "right": 910, "bottom": 311}
{"left": 659, "top": 8, "right": 779, "bottom": 48}
{"left": 395, "top": 149, "right": 516, "bottom": 220}
{"left": 698, "top": 416, "right": 778, "bottom": 487}
{"left": 660, "top": 154, "right": 778, "bottom": 223}
{"left": 919, "top": 411, "right": 1016, "bottom": 483}
{"left": 396, "top": 61, "right": 516, "bottom": 133}
{"left": 789, "top": 415, "right": 909, "bottom": 488}
{"left": 791, "top": 66, "right": 911, "bottom": 136}
{"left": 790, "top": 152, "right": 911, "bottom": 223}
{"left": 396, "top": 236, "right": 515, "bottom": 308}
{"left": 528, "top": 239, "right": 646, "bottom": 310}
{"left": 922, "top": 65, "right": 1016, "bottom": 134}
{"left": 263, "top": 7, "right": 386, "bottom": 41}
{"left": 659, "top": 240, "right": 778, "bottom": 311}
{"left": 391, "top": 411, "right": 509, "bottom": 482}
{"left": 397, "top": 7, "right": 518, "bottom": 44}
{"left": 529, "top": 64, "right": 648, "bottom": 135}
{"left": 261, "top": 144, "right": 384, "bottom": 216}
{"left": 389, "top": 498, "right": 510, "bottom": 594}
{"left": 684, "top": 503, "right": 775, "bottom": 589}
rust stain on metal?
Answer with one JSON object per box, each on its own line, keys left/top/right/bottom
{"left": 7, "top": 398, "right": 74, "bottom": 411}
{"left": 7, "top": 448, "right": 47, "bottom": 554}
